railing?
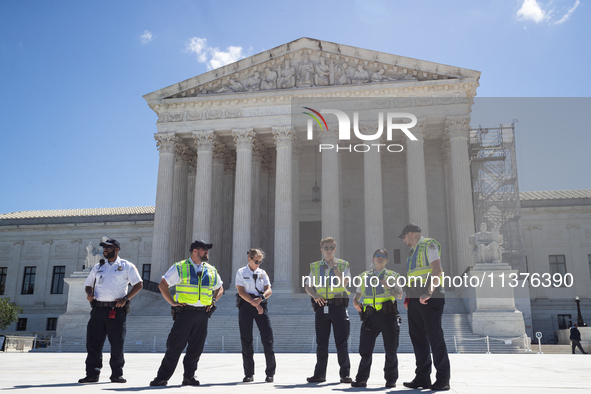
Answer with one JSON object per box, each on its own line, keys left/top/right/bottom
{"left": 452, "top": 334, "right": 532, "bottom": 354}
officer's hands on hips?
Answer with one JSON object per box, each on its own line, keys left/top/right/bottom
{"left": 170, "top": 302, "right": 187, "bottom": 307}
{"left": 419, "top": 294, "right": 431, "bottom": 305}
{"left": 353, "top": 302, "right": 362, "bottom": 313}
{"left": 87, "top": 294, "right": 95, "bottom": 302}
{"left": 313, "top": 296, "right": 326, "bottom": 306}
{"left": 256, "top": 304, "right": 264, "bottom": 315}
{"left": 115, "top": 298, "right": 127, "bottom": 308}
{"left": 206, "top": 303, "right": 215, "bottom": 312}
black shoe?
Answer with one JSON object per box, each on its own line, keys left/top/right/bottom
{"left": 243, "top": 376, "right": 254, "bottom": 383}
{"left": 265, "top": 376, "right": 274, "bottom": 383}
{"left": 430, "top": 381, "right": 450, "bottom": 391}
{"left": 182, "top": 377, "right": 200, "bottom": 386}
{"left": 149, "top": 378, "right": 168, "bottom": 386}
{"left": 351, "top": 381, "right": 367, "bottom": 387}
{"left": 78, "top": 376, "right": 99, "bottom": 384}
{"left": 403, "top": 378, "right": 431, "bottom": 389}
{"left": 307, "top": 376, "right": 326, "bottom": 383}
{"left": 385, "top": 381, "right": 396, "bottom": 388}
{"left": 340, "top": 377, "right": 353, "bottom": 383}
{"left": 110, "top": 376, "right": 126, "bottom": 383}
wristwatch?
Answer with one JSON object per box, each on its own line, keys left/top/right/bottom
{"left": 261, "top": 295, "right": 266, "bottom": 302}
{"left": 123, "top": 296, "right": 128, "bottom": 300}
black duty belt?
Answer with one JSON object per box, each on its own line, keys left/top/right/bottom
{"left": 178, "top": 305, "right": 209, "bottom": 312}
{"left": 94, "top": 301, "right": 118, "bottom": 307}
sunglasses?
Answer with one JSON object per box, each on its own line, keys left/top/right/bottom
{"left": 103, "top": 246, "right": 116, "bottom": 251}
{"left": 323, "top": 246, "right": 336, "bottom": 251}
{"left": 374, "top": 253, "right": 387, "bottom": 259}
{"left": 253, "top": 259, "right": 263, "bottom": 264}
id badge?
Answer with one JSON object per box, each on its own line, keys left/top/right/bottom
{"left": 324, "top": 306, "right": 329, "bottom": 314}
{"left": 108, "top": 309, "right": 116, "bottom": 319}
{"left": 98, "top": 276, "right": 103, "bottom": 285}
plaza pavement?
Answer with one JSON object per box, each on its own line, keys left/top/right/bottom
{"left": 0, "top": 353, "right": 589, "bottom": 393}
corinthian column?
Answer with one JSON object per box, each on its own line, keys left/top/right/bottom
{"left": 192, "top": 130, "right": 216, "bottom": 242}
{"left": 361, "top": 122, "right": 385, "bottom": 268}
{"left": 170, "top": 142, "right": 190, "bottom": 262}
{"left": 251, "top": 140, "right": 266, "bottom": 249}
{"left": 406, "top": 118, "right": 429, "bottom": 236}
{"left": 221, "top": 152, "right": 236, "bottom": 286}
{"left": 185, "top": 153, "right": 196, "bottom": 251}
{"left": 445, "top": 115, "right": 476, "bottom": 275}
{"left": 319, "top": 127, "right": 340, "bottom": 242}
{"left": 273, "top": 126, "right": 294, "bottom": 292}
{"left": 210, "top": 141, "right": 226, "bottom": 263}
{"left": 152, "top": 133, "right": 177, "bottom": 277}
{"left": 292, "top": 140, "right": 302, "bottom": 289}
{"left": 231, "top": 128, "right": 256, "bottom": 284}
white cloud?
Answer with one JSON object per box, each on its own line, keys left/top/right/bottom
{"left": 516, "top": 0, "right": 580, "bottom": 25}
{"left": 140, "top": 30, "right": 153, "bottom": 44}
{"left": 517, "top": 0, "right": 548, "bottom": 23}
{"left": 185, "top": 37, "right": 247, "bottom": 70}
{"left": 554, "top": 0, "right": 580, "bottom": 24}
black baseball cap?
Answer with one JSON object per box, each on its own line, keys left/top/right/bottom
{"left": 100, "top": 238, "right": 121, "bottom": 249}
{"left": 190, "top": 239, "right": 213, "bottom": 251}
{"left": 397, "top": 223, "right": 422, "bottom": 239}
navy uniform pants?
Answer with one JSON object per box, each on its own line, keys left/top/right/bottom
{"left": 355, "top": 311, "right": 400, "bottom": 383}
{"left": 407, "top": 297, "right": 450, "bottom": 383}
{"left": 239, "top": 301, "right": 276, "bottom": 377}
{"left": 85, "top": 306, "right": 127, "bottom": 379}
{"left": 156, "top": 308, "right": 208, "bottom": 381}
{"left": 313, "top": 304, "right": 351, "bottom": 379}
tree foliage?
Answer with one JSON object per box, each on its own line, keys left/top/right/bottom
{"left": 0, "top": 297, "right": 23, "bottom": 330}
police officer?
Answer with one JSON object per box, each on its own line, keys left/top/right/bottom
{"left": 235, "top": 248, "right": 276, "bottom": 383}
{"left": 399, "top": 224, "right": 450, "bottom": 391}
{"left": 304, "top": 237, "right": 352, "bottom": 384}
{"left": 150, "top": 240, "right": 223, "bottom": 387}
{"left": 351, "top": 249, "right": 403, "bottom": 388}
{"left": 79, "top": 238, "right": 143, "bottom": 384}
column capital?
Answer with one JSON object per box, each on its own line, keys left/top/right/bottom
{"left": 174, "top": 142, "right": 192, "bottom": 165}
{"left": 272, "top": 126, "right": 295, "bottom": 148}
{"left": 409, "top": 117, "right": 427, "bottom": 141}
{"left": 213, "top": 141, "right": 228, "bottom": 163}
{"left": 187, "top": 153, "right": 197, "bottom": 174}
{"left": 155, "top": 133, "right": 178, "bottom": 154}
{"left": 292, "top": 138, "right": 303, "bottom": 158}
{"left": 252, "top": 139, "right": 266, "bottom": 162}
{"left": 445, "top": 115, "right": 471, "bottom": 139}
{"left": 318, "top": 124, "right": 339, "bottom": 143}
{"left": 232, "top": 128, "right": 256, "bottom": 150}
{"left": 358, "top": 121, "right": 383, "bottom": 142}
{"left": 193, "top": 130, "right": 216, "bottom": 153}
{"left": 225, "top": 151, "right": 237, "bottom": 173}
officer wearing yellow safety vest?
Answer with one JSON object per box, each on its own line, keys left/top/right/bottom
{"left": 304, "top": 237, "right": 352, "bottom": 384}
{"left": 150, "top": 240, "right": 223, "bottom": 387}
{"left": 399, "top": 224, "right": 450, "bottom": 392}
{"left": 351, "top": 249, "right": 403, "bottom": 388}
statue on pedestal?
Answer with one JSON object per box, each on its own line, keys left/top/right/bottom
{"left": 84, "top": 242, "right": 103, "bottom": 270}
{"left": 469, "top": 223, "right": 503, "bottom": 264}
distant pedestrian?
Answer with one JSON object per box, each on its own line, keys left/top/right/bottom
{"left": 570, "top": 324, "right": 588, "bottom": 354}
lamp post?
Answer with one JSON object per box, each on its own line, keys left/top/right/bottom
{"left": 575, "top": 296, "right": 585, "bottom": 327}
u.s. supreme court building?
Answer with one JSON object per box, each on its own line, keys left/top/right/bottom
{"left": 1, "top": 38, "right": 590, "bottom": 349}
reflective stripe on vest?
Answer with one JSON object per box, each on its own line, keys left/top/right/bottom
{"left": 310, "top": 259, "right": 351, "bottom": 299}
{"left": 406, "top": 238, "right": 441, "bottom": 285}
{"left": 359, "top": 269, "right": 399, "bottom": 311}
{"left": 174, "top": 260, "right": 218, "bottom": 305}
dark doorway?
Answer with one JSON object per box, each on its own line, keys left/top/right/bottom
{"left": 298, "top": 221, "right": 322, "bottom": 293}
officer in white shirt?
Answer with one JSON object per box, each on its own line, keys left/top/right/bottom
{"left": 150, "top": 240, "right": 223, "bottom": 387}
{"left": 79, "top": 238, "right": 143, "bottom": 384}
{"left": 235, "top": 248, "right": 275, "bottom": 383}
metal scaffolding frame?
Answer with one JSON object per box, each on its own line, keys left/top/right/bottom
{"left": 469, "top": 123, "right": 526, "bottom": 272}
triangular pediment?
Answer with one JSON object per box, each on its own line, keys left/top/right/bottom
{"left": 144, "top": 37, "right": 480, "bottom": 102}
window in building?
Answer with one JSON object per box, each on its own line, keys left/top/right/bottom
{"left": 393, "top": 249, "right": 401, "bottom": 264}
{"left": 549, "top": 255, "right": 567, "bottom": 277}
{"left": 588, "top": 255, "right": 591, "bottom": 279}
{"left": 21, "top": 266, "right": 36, "bottom": 294}
{"left": 0, "top": 267, "right": 7, "bottom": 295}
{"left": 46, "top": 318, "right": 57, "bottom": 331}
{"left": 557, "top": 314, "right": 572, "bottom": 330}
{"left": 142, "top": 264, "right": 151, "bottom": 281}
{"left": 16, "top": 318, "right": 27, "bottom": 331}
{"left": 50, "top": 266, "right": 66, "bottom": 294}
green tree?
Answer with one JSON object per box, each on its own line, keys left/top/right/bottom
{"left": 0, "top": 297, "right": 23, "bottom": 330}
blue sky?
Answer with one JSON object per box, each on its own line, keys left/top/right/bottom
{"left": 1, "top": 0, "right": 589, "bottom": 213}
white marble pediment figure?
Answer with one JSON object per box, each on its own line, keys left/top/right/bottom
{"left": 143, "top": 37, "right": 480, "bottom": 102}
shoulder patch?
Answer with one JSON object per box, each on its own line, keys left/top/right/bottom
{"left": 429, "top": 242, "right": 437, "bottom": 250}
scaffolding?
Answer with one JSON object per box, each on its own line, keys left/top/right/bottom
{"left": 469, "top": 123, "right": 526, "bottom": 272}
